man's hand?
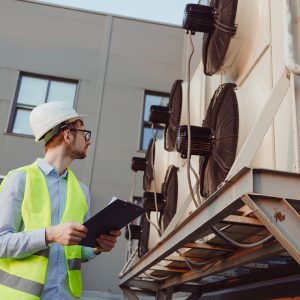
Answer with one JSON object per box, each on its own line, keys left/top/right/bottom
{"left": 93, "top": 230, "right": 122, "bottom": 255}
{"left": 45, "top": 222, "right": 88, "bottom": 246}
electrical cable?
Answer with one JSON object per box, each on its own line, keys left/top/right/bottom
{"left": 146, "top": 212, "right": 162, "bottom": 237}
{"left": 186, "top": 31, "right": 201, "bottom": 208}
{"left": 128, "top": 171, "right": 136, "bottom": 203}
{"left": 176, "top": 250, "right": 215, "bottom": 267}
{"left": 143, "top": 270, "right": 171, "bottom": 281}
{"left": 150, "top": 125, "right": 163, "bottom": 235}
{"left": 126, "top": 170, "right": 138, "bottom": 257}
{"left": 211, "top": 226, "right": 273, "bottom": 248}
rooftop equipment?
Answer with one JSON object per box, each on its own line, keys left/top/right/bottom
{"left": 182, "top": 1, "right": 238, "bottom": 76}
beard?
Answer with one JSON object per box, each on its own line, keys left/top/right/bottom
{"left": 66, "top": 144, "right": 87, "bottom": 159}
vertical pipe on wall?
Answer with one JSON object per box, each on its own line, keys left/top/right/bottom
{"left": 82, "top": 15, "right": 113, "bottom": 188}
{"left": 283, "top": 0, "right": 300, "bottom": 75}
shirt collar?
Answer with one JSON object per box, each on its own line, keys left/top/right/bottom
{"left": 35, "top": 158, "right": 68, "bottom": 178}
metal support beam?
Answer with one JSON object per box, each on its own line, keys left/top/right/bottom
{"left": 156, "top": 290, "right": 166, "bottom": 300}
{"left": 120, "top": 168, "right": 251, "bottom": 285}
{"left": 165, "top": 287, "right": 174, "bottom": 300}
{"left": 160, "top": 241, "right": 283, "bottom": 289}
{"left": 123, "top": 279, "right": 160, "bottom": 292}
{"left": 242, "top": 194, "right": 300, "bottom": 264}
{"left": 174, "top": 284, "right": 202, "bottom": 294}
{"left": 122, "top": 287, "right": 140, "bottom": 300}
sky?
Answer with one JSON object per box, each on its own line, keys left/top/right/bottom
{"left": 35, "top": 0, "right": 200, "bottom": 25}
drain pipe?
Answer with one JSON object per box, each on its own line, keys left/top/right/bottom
{"left": 283, "top": 0, "right": 300, "bottom": 75}
{"left": 283, "top": 0, "right": 300, "bottom": 171}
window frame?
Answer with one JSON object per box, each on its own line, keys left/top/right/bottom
{"left": 140, "top": 90, "right": 170, "bottom": 151}
{"left": 7, "top": 71, "right": 79, "bottom": 138}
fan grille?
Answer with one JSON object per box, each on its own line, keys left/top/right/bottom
{"left": 202, "top": 0, "right": 238, "bottom": 75}
{"left": 138, "top": 212, "right": 150, "bottom": 258}
{"left": 143, "top": 138, "right": 155, "bottom": 191}
{"left": 164, "top": 80, "right": 183, "bottom": 151}
{"left": 200, "top": 83, "right": 239, "bottom": 197}
{"left": 161, "top": 165, "right": 179, "bottom": 231}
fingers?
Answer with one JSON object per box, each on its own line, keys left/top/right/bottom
{"left": 71, "top": 222, "right": 88, "bottom": 233}
{"left": 46, "top": 222, "right": 88, "bottom": 246}
{"left": 95, "top": 231, "right": 121, "bottom": 252}
{"left": 109, "top": 230, "right": 122, "bottom": 236}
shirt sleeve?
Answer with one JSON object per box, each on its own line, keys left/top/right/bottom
{"left": 0, "top": 170, "right": 48, "bottom": 259}
{"left": 79, "top": 182, "right": 97, "bottom": 261}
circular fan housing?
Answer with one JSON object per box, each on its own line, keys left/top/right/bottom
{"left": 138, "top": 212, "right": 150, "bottom": 258}
{"left": 164, "top": 80, "right": 183, "bottom": 151}
{"left": 202, "top": 0, "right": 238, "bottom": 75}
{"left": 161, "top": 165, "right": 179, "bottom": 231}
{"left": 143, "top": 138, "right": 155, "bottom": 191}
{"left": 199, "top": 83, "right": 239, "bottom": 197}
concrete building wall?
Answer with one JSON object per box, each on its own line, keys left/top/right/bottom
{"left": 0, "top": 0, "right": 185, "bottom": 295}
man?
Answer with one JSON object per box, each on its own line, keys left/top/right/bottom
{"left": 0, "top": 101, "right": 121, "bottom": 299}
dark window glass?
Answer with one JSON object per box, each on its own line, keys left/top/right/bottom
{"left": 140, "top": 91, "right": 169, "bottom": 151}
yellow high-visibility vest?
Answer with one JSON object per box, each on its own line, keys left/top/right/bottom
{"left": 0, "top": 162, "right": 88, "bottom": 299}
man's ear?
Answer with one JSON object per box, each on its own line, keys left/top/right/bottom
{"left": 63, "top": 129, "right": 72, "bottom": 144}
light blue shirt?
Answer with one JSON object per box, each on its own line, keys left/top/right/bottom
{"left": 0, "top": 159, "right": 96, "bottom": 299}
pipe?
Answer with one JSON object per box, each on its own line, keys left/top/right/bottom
{"left": 283, "top": 0, "right": 300, "bottom": 75}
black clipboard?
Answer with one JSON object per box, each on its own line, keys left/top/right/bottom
{"left": 80, "top": 198, "right": 146, "bottom": 248}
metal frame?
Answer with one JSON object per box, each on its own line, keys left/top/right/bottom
{"left": 120, "top": 168, "right": 300, "bottom": 299}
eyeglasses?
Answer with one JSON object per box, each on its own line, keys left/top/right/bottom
{"left": 69, "top": 129, "right": 91, "bottom": 142}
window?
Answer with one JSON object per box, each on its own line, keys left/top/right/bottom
{"left": 8, "top": 72, "right": 78, "bottom": 137}
{"left": 140, "top": 91, "right": 169, "bottom": 151}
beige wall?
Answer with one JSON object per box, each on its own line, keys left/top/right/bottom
{"left": 0, "top": 0, "right": 185, "bottom": 294}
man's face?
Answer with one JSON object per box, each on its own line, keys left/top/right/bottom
{"left": 67, "top": 119, "right": 91, "bottom": 159}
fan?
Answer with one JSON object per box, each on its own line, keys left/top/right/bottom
{"left": 202, "top": 0, "right": 238, "bottom": 75}
{"left": 182, "top": 3, "right": 215, "bottom": 34}
{"left": 138, "top": 212, "right": 151, "bottom": 257}
{"left": 199, "top": 83, "right": 239, "bottom": 197}
{"left": 149, "top": 105, "right": 169, "bottom": 125}
{"left": 164, "top": 80, "right": 184, "bottom": 151}
{"left": 142, "top": 192, "right": 165, "bottom": 212}
{"left": 176, "top": 126, "right": 213, "bottom": 158}
{"left": 143, "top": 138, "right": 155, "bottom": 191}
{"left": 125, "top": 224, "right": 141, "bottom": 240}
{"left": 161, "top": 165, "right": 179, "bottom": 231}
{"left": 131, "top": 157, "right": 146, "bottom": 172}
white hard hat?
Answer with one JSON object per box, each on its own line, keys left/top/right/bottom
{"left": 29, "top": 101, "right": 86, "bottom": 142}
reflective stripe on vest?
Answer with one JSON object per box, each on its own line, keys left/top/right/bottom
{"left": 0, "top": 269, "right": 43, "bottom": 297}
{"left": 0, "top": 161, "right": 88, "bottom": 299}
